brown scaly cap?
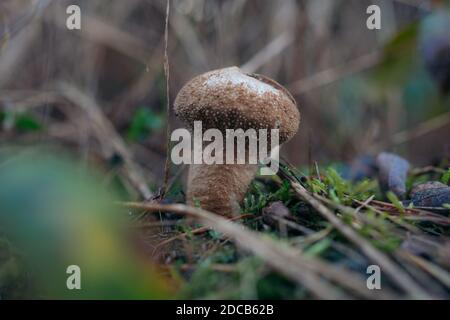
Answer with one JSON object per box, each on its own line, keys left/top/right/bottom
{"left": 174, "top": 66, "right": 300, "bottom": 143}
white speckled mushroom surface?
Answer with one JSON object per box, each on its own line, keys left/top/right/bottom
{"left": 204, "top": 67, "right": 281, "bottom": 95}
{"left": 174, "top": 66, "right": 300, "bottom": 143}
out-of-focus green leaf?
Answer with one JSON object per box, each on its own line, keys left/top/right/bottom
{"left": 325, "top": 167, "right": 347, "bottom": 199}
{"left": 0, "top": 111, "right": 43, "bottom": 132}
{"left": 304, "top": 238, "right": 332, "bottom": 257}
{"left": 0, "top": 150, "right": 172, "bottom": 299}
{"left": 442, "top": 168, "right": 450, "bottom": 185}
{"left": 14, "top": 114, "right": 42, "bottom": 132}
{"left": 127, "top": 107, "right": 164, "bottom": 141}
{"left": 386, "top": 191, "right": 405, "bottom": 214}
{"left": 369, "top": 23, "right": 419, "bottom": 88}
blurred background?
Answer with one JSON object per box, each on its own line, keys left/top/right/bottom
{"left": 0, "top": 0, "right": 450, "bottom": 299}
{"left": 1, "top": 0, "right": 449, "bottom": 189}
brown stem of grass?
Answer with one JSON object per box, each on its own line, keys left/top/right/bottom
{"left": 162, "top": 0, "right": 171, "bottom": 197}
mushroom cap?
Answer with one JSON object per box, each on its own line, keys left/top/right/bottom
{"left": 174, "top": 66, "right": 300, "bottom": 143}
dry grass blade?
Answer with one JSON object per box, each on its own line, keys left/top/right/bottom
{"left": 290, "top": 181, "right": 432, "bottom": 299}
{"left": 398, "top": 251, "right": 450, "bottom": 289}
{"left": 0, "top": 21, "right": 39, "bottom": 87}
{"left": 122, "top": 202, "right": 398, "bottom": 299}
{"left": 58, "top": 83, "right": 153, "bottom": 200}
{"left": 241, "top": 31, "right": 294, "bottom": 74}
{"left": 177, "top": 263, "right": 238, "bottom": 273}
{"left": 368, "top": 199, "right": 450, "bottom": 225}
{"left": 393, "top": 0, "right": 430, "bottom": 8}
{"left": 169, "top": 4, "right": 208, "bottom": 69}
{"left": 162, "top": 0, "right": 171, "bottom": 195}
{"left": 351, "top": 198, "right": 422, "bottom": 234}
{"left": 152, "top": 213, "right": 254, "bottom": 254}
{"left": 391, "top": 111, "right": 450, "bottom": 146}
{"left": 288, "top": 52, "right": 380, "bottom": 95}
{"left": 48, "top": 5, "right": 152, "bottom": 64}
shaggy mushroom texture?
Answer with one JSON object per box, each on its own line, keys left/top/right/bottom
{"left": 174, "top": 66, "right": 300, "bottom": 216}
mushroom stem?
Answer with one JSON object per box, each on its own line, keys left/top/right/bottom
{"left": 187, "top": 162, "right": 258, "bottom": 217}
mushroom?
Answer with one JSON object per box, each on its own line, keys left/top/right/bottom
{"left": 174, "top": 66, "right": 300, "bottom": 216}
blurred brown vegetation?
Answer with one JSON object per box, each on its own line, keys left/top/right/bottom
{"left": 0, "top": 0, "right": 449, "bottom": 190}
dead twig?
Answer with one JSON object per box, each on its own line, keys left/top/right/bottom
{"left": 288, "top": 52, "right": 380, "bottom": 95}
{"left": 152, "top": 213, "right": 255, "bottom": 254}
{"left": 398, "top": 251, "right": 450, "bottom": 289}
{"left": 58, "top": 83, "right": 153, "bottom": 200}
{"left": 48, "top": 9, "right": 152, "bottom": 63}
{"left": 241, "top": 31, "right": 294, "bottom": 74}
{"left": 368, "top": 199, "right": 450, "bottom": 225}
{"left": 162, "top": 0, "right": 171, "bottom": 196}
{"left": 391, "top": 111, "right": 450, "bottom": 146}
{"left": 0, "top": 20, "right": 40, "bottom": 87}
{"left": 176, "top": 263, "right": 238, "bottom": 273}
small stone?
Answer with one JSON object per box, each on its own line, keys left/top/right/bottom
{"left": 377, "top": 152, "right": 410, "bottom": 199}
{"left": 410, "top": 181, "right": 450, "bottom": 208}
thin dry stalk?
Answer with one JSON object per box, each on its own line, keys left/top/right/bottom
{"left": 162, "top": 0, "right": 171, "bottom": 196}
{"left": 176, "top": 263, "right": 238, "bottom": 273}
{"left": 152, "top": 213, "right": 255, "bottom": 254}
{"left": 391, "top": 111, "right": 450, "bottom": 146}
{"left": 241, "top": 31, "right": 294, "bottom": 73}
{"left": 0, "top": 21, "right": 39, "bottom": 87}
{"left": 59, "top": 83, "right": 153, "bottom": 200}
{"left": 398, "top": 251, "right": 450, "bottom": 289}
{"left": 288, "top": 52, "right": 380, "bottom": 95}
{"left": 47, "top": 6, "right": 151, "bottom": 64}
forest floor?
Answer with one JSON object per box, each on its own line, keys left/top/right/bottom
{"left": 125, "top": 156, "right": 450, "bottom": 299}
